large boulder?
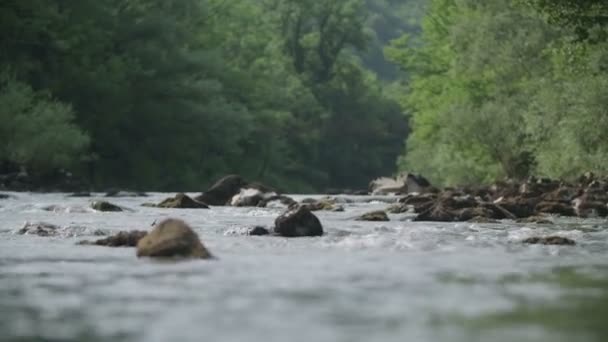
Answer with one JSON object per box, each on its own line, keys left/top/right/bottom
{"left": 274, "top": 205, "right": 324, "bottom": 237}
{"left": 195, "top": 175, "right": 248, "bottom": 205}
{"left": 136, "top": 219, "right": 212, "bottom": 259}
{"left": 156, "top": 193, "right": 209, "bottom": 209}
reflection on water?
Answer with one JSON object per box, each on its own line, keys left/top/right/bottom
{"left": 0, "top": 192, "right": 607, "bottom": 342}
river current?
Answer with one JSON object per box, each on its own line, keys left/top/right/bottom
{"left": 1, "top": 192, "right": 607, "bottom": 342}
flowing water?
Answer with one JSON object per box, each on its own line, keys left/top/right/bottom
{"left": 1, "top": 192, "right": 608, "bottom": 342}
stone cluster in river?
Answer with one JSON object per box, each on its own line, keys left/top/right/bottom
{"left": 193, "top": 174, "right": 295, "bottom": 208}
{"left": 395, "top": 173, "right": 608, "bottom": 222}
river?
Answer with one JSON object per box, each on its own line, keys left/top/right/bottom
{"left": 1, "top": 192, "right": 607, "bottom": 342}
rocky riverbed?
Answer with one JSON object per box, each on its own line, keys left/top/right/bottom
{"left": 1, "top": 191, "right": 607, "bottom": 342}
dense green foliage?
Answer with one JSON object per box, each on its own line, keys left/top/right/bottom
{"left": 0, "top": 0, "right": 410, "bottom": 191}
{"left": 389, "top": 0, "right": 608, "bottom": 185}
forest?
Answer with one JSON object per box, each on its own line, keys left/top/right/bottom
{"left": 0, "top": 0, "right": 607, "bottom": 191}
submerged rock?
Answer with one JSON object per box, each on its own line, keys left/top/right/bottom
{"left": 274, "top": 205, "right": 324, "bottom": 237}
{"left": 17, "top": 222, "right": 107, "bottom": 237}
{"left": 196, "top": 175, "right": 248, "bottom": 206}
{"left": 105, "top": 190, "right": 148, "bottom": 197}
{"left": 17, "top": 222, "right": 61, "bottom": 236}
{"left": 79, "top": 230, "right": 148, "bottom": 247}
{"left": 136, "top": 218, "right": 212, "bottom": 259}
{"left": 248, "top": 226, "right": 270, "bottom": 236}
{"left": 301, "top": 198, "right": 342, "bottom": 212}
{"left": 516, "top": 216, "right": 554, "bottom": 225}
{"left": 69, "top": 192, "right": 91, "bottom": 197}
{"left": 522, "top": 236, "right": 576, "bottom": 246}
{"left": 356, "top": 210, "right": 390, "bottom": 222}
{"left": 91, "top": 201, "right": 123, "bottom": 212}
{"left": 157, "top": 193, "right": 209, "bottom": 209}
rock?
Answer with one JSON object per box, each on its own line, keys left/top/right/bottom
{"left": 369, "top": 176, "right": 407, "bottom": 195}
{"left": 493, "top": 196, "right": 538, "bottom": 218}
{"left": 136, "top": 218, "right": 212, "bottom": 259}
{"left": 302, "top": 198, "right": 338, "bottom": 212}
{"left": 387, "top": 203, "right": 409, "bottom": 214}
{"left": 69, "top": 192, "right": 91, "bottom": 197}
{"left": 248, "top": 226, "right": 270, "bottom": 236}
{"left": 260, "top": 195, "right": 297, "bottom": 208}
{"left": 17, "top": 222, "right": 60, "bottom": 236}
{"left": 157, "top": 193, "right": 209, "bottom": 209}
{"left": 516, "top": 216, "right": 554, "bottom": 224}
{"left": 468, "top": 216, "right": 500, "bottom": 224}
{"left": 91, "top": 201, "right": 123, "bottom": 212}
{"left": 274, "top": 205, "right": 324, "bottom": 237}
{"left": 522, "top": 236, "right": 576, "bottom": 246}
{"left": 0, "top": 193, "right": 11, "bottom": 199}
{"left": 405, "top": 173, "right": 432, "bottom": 193}
{"left": 356, "top": 210, "right": 390, "bottom": 222}
{"left": 457, "top": 207, "right": 496, "bottom": 221}
{"left": 230, "top": 188, "right": 266, "bottom": 207}
{"left": 535, "top": 201, "right": 576, "bottom": 217}
{"left": 195, "top": 175, "right": 248, "bottom": 206}
{"left": 79, "top": 231, "right": 148, "bottom": 247}
{"left": 105, "top": 190, "right": 148, "bottom": 197}
{"left": 572, "top": 196, "right": 608, "bottom": 218}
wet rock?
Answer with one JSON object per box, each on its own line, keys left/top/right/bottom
{"left": 274, "top": 205, "right": 323, "bottom": 237}
{"left": 572, "top": 196, "right": 608, "bottom": 218}
{"left": 91, "top": 201, "right": 123, "bottom": 212}
{"left": 69, "top": 192, "right": 91, "bottom": 197}
{"left": 493, "top": 196, "right": 538, "bottom": 219}
{"left": 248, "top": 226, "right": 270, "bottom": 236}
{"left": 79, "top": 231, "right": 148, "bottom": 247}
{"left": 230, "top": 188, "right": 265, "bottom": 207}
{"left": 17, "top": 222, "right": 61, "bottom": 236}
{"left": 399, "top": 193, "right": 437, "bottom": 206}
{"left": 522, "top": 236, "right": 576, "bottom": 246}
{"left": 105, "top": 190, "right": 148, "bottom": 197}
{"left": 356, "top": 210, "right": 390, "bottom": 222}
{"left": 457, "top": 207, "right": 496, "bottom": 222}
{"left": 369, "top": 176, "right": 407, "bottom": 195}
{"left": 516, "top": 216, "right": 554, "bottom": 224}
{"left": 195, "top": 175, "right": 248, "bottom": 206}
{"left": 405, "top": 173, "right": 432, "bottom": 194}
{"left": 157, "top": 193, "right": 209, "bottom": 209}
{"left": 387, "top": 203, "right": 410, "bottom": 214}
{"left": 468, "top": 216, "right": 500, "bottom": 224}
{"left": 302, "top": 198, "right": 339, "bottom": 212}
{"left": 0, "top": 193, "right": 11, "bottom": 199}
{"left": 535, "top": 201, "right": 576, "bottom": 217}
{"left": 136, "top": 218, "right": 212, "bottom": 259}
{"left": 260, "top": 195, "right": 297, "bottom": 208}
